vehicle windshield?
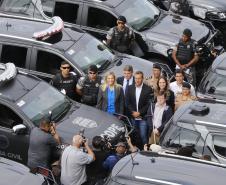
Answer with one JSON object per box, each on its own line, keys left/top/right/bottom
{"left": 0, "top": 0, "right": 54, "bottom": 19}
{"left": 161, "top": 122, "right": 201, "bottom": 148}
{"left": 17, "top": 82, "right": 71, "bottom": 126}
{"left": 116, "top": 0, "right": 160, "bottom": 31}
{"left": 202, "top": 70, "right": 226, "bottom": 98}
{"left": 68, "top": 36, "right": 115, "bottom": 72}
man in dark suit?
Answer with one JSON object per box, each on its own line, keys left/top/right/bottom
{"left": 117, "top": 65, "right": 135, "bottom": 95}
{"left": 127, "top": 71, "right": 153, "bottom": 145}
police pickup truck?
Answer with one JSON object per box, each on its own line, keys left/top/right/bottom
{"left": 0, "top": 63, "right": 127, "bottom": 165}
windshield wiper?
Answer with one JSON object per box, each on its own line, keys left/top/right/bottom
{"left": 138, "top": 13, "right": 160, "bottom": 31}
{"left": 98, "top": 60, "right": 111, "bottom": 72}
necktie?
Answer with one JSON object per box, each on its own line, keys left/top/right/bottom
{"left": 125, "top": 79, "right": 129, "bottom": 94}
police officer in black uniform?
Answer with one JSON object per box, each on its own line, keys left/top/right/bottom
{"left": 106, "top": 16, "right": 135, "bottom": 54}
{"left": 76, "top": 65, "right": 102, "bottom": 106}
{"left": 172, "top": 28, "right": 199, "bottom": 85}
{"left": 50, "top": 61, "right": 78, "bottom": 100}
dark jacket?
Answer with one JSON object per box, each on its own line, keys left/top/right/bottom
{"left": 146, "top": 102, "right": 173, "bottom": 133}
{"left": 127, "top": 84, "right": 153, "bottom": 119}
{"left": 116, "top": 76, "right": 135, "bottom": 87}
{"left": 96, "top": 84, "right": 124, "bottom": 114}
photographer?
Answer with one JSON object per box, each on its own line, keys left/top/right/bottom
{"left": 86, "top": 136, "right": 109, "bottom": 184}
{"left": 27, "top": 119, "right": 61, "bottom": 172}
{"left": 61, "top": 135, "right": 95, "bottom": 185}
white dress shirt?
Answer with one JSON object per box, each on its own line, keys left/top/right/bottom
{"left": 123, "top": 77, "right": 133, "bottom": 94}
{"left": 135, "top": 83, "right": 143, "bottom": 120}
{"left": 153, "top": 103, "right": 166, "bottom": 129}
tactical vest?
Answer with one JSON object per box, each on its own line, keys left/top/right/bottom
{"left": 82, "top": 76, "right": 102, "bottom": 106}
{"left": 176, "top": 39, "right": 195, "bottom": 65}
{"left": 110, "top": 27, "right": 131, "bottom": 53}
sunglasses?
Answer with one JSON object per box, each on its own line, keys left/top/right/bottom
{"left": 61, "top": 66, "right": 70, "bottom": 69}
{"left": 89, "top": 71, "right": 96, "bottom": 75}
{"left": 117, "top": 21, "right": 125, "bottom": 25}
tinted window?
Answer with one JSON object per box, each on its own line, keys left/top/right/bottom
{"left": 41, "top": 0, "right": 54, "bottom": 17}
{"left": 1, "top": 45, "right": 27, "bottom": 68}
{"left": 0, "top": 0, "right": 43, "bottom": 19}
{"left": 87, "top": 7, "right": 116, "bottom": 30}
{"left": 202, "top": 71, "right": 226, "bottom": 97}
{"left": 54, "top": 2, "right": 79, "bottom": 23}
{"left": 36, "top": 50, "right": 63, "bottom": 75}
{"left": 0, "top": 104, "right": 22, "bottom": 129}
{"left": 68, "top": 36, "right": 114, "bottom": 72}
{"left": 116, "top": 0, "right": 160, "bottom": 31}
{"left": 213, "top": 135, "right": 226, "bottom": 158}
{"left": 18, "top": 82, "right": 71, "bottom": 126}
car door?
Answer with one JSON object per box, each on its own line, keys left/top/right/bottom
{"left": 81, "top": 4, "right": 117, "bottom": 41}
{"left": 0, "top": 41, "right": 32, "bottom": 73}
{"left": 29, "top": 47, "right": 81, "bottom": 82}
{"left": 52, "top": 0, "right": 83, "bottom": 27}
{"left": 0, "top": 101, "right": 30, "bottom": 165}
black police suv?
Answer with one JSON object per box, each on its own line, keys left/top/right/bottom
{"left": 152, "top": 0, "right": 226, "bottom": 46}
{"left": 0, "top": 14, "right": 172, "bottom": 81}
{"left": 0, "top": 157, "right": 53, "bottom": 185}
{"left": 0, "top": 0, "right": 222, "bottom": 65}
{"left": 159, "top": 100, "right": 226, "bottom": 164}
{"left": 0, "top": 63, "right": 126, "bottom": 165}
{"left": 198, "top": 52, "right": 226, "bottom": 102}
{"left": 104, "top": 151, "right": 226, "bottom": 185}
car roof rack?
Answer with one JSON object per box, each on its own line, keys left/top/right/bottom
{"left": 33, "top": 16, "right": 64, "bottom": 40}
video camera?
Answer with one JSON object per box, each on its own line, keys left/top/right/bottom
{"left": 79, "top": 128, "right": 87, "bottom": 146}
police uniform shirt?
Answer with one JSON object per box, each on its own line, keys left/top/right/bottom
{"left": 175, "top": 94, "right": 197, "bottom": 110}
{"left": 51, "top": 73, "right": 77, "bottom": 99}
{"left": 106, "top": 26, "right": 134, "bottom": 40}
{"left": 76, "top": 76, "right": 101, "bottom": 90}
{"left": 144, "top": 76, "right": 158, "bottom": 90}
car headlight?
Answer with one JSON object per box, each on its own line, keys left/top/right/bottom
{"left": 192, "top": 6, "right": 207, "bottom": 19}
{"left": 206, "top": 11, "right": 226, "bottom": 21}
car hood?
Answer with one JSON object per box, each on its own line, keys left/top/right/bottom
{"left": 143, "top": 13, "right": 209, "bottom": 46}
{"left": 56, "top": 103, "right": 125, "bottom": 144}
{"left": 102, "top": 55, "right": 154, "bottom": 77}
{"left": 188, "top": 0, "right": 226, "bottom": 11}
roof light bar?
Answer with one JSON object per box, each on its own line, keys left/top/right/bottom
{"left": 33, "top": 16, "right": 64, "bottom": 39}
{"left": 0, "top": 63, "right": 17, "bottom": 82}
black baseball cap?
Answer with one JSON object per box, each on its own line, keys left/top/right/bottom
{"left": 182, "top": 82, "right": 191, "bottom": 89}
{"left": 153, "top": 63, "right": 161, "bottom": 70}
{"left": 183, "top": 28, "right": 192, "bottom": 37}
{"left": 117, "top": 16, "right": 127, "bottom": 23}
{"left": 88, "top": 65, "right": 98, "bottom": 73}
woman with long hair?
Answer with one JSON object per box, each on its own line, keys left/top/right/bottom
{"left": 96, "top": 72, "right": 124, "bottom": 114}
{"left": 154, "top": 76, "right": 175, "bottom": 111}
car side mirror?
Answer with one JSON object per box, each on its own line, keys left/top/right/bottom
{"left": 12, "top": 124, "right": 27, "bottom": 134}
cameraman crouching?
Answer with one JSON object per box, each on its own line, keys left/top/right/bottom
{"left": 61, "top": 135, "right": 95, "bottom": 185}
{"left": 86, "top": 136, "right": 109, "bottom": 184}
{"left": 27, "top": 119, "right": 61, "bottom": 173}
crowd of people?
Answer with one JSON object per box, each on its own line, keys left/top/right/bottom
{"left": 27, "top": 15, "right": 202, "bottom": 185}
